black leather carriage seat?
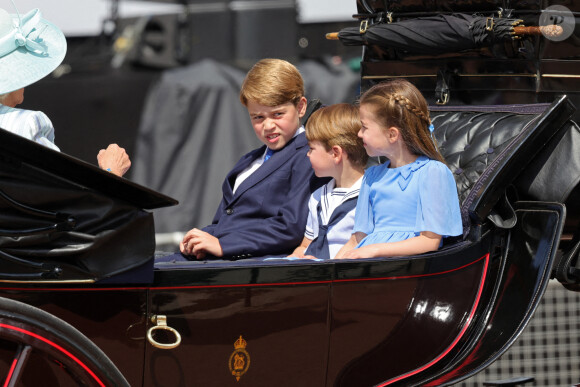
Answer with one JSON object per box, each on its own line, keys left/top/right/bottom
{"left": 0, "top": 128, "right": 177, "bottom": 283}
{"left": 430, "top": 98, "right": 576, "bottom": 240}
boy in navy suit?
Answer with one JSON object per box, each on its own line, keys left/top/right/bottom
{"left": 180, "top": 58, "right": 324, "bottom": 260}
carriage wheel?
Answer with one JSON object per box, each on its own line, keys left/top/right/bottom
{"left": 0, "top": 297, "right": 129, "bottom": 387}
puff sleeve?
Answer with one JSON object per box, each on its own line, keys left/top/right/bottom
{"left": 415, "top": 161, "right": 462, "bottom": 237}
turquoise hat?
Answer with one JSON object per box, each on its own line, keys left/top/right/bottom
{"left": 0, "top": 8, "right": 67, "bottom": 94}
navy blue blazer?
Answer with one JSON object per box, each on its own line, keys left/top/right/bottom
{"left": 203, "top": 132, "right": 325, "bottom": 259}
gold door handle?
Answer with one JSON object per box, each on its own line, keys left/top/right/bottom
{"left": 147, "top": 315, "right": 181, "bottom": 349}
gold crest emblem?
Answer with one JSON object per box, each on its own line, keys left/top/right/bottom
{"left": 228, "top": 335, "right": 250, "bottom": 381}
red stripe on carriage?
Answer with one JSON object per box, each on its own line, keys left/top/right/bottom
{"left": 3, "top": 357, "right": 18, "bottom": 387}
{"left": 377, "top": 253, "right": 490, "bottom": 386}
{"left": 333, "top": 254, "right": 488, "bottom": 283}
{"left": 0, "top": 254, "right": 487, "bottom": 291}
{"left": 0, "top": 323, "right": 106, "bottom": 387}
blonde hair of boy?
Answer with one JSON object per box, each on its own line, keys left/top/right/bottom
{"left": 306, "top": 103, "right": 369, "bottom": 169}
{"left": 239, "top": 58, "right": 305, "bottom": 107}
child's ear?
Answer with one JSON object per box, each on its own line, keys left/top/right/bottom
{"left": 297, "top": 97, "right": 308, "bottom": 118}
{"left": 331, "top": 145, "right": 343, "bottom": 163}
{"left": 388, "top": 127, "right": 400, "bottom": 143}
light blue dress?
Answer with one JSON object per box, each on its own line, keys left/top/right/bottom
{"left": 354, "top": 155, "right": 462, "bottom": 248}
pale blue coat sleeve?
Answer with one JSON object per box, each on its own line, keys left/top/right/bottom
{"left": 26, "top": 111, "right": 60, "bottom": 151}
{"left": 0, "top": 107, "right": 60, "bottom": 151}
{"left": 415, "top": 161, "right": 463, "bottom": 237}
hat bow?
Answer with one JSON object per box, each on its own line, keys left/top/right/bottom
{"left": 0, "top": 9, "right": 47, "bottom": 58}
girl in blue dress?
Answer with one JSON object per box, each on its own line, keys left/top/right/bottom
{"left": 337, "top": 79, "right": 463, "bottom": 259}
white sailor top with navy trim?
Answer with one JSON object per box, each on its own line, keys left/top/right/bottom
{"left": 304, "top": 177, "right": 362, "bottom": 259}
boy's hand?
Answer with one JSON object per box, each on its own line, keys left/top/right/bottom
{"left": 288, "top": 237, "right": 312, "bottom": 258}
{"left": 181, "top": 228, "right": 224, "bottom": 259}
{"left": 288, "top": 247, "right": 306, "bottom": 258}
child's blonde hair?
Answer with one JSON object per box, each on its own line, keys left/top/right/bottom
{"left": 359, "top": 79, "right": 445, "bottom": 163}
{"left": 306, "top": 103, "right": 369, "bottom": 168}
{"left": 239, "top": 58, "right": 304, "bottom": 107}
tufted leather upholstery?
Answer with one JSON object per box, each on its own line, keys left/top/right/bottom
{"left": 433, "top": 110, "right": 540, "bottom": 203}
{"left": 429, "top": 99, "right": 576, "bottom": 239}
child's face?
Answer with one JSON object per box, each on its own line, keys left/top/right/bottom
{"left": 307, "top": 140, "right": 335, "bottom": 178}
{"left": 247, "top": 98, "right": 306, "bottom": 151}
{"left": 359, "top": 104, "right": 392, "bottom": 158}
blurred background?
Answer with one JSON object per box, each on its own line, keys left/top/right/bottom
{"left": 15, "top": 0, "right": 358, "bottom": 36}
{"left": 15, "top": 0, "right": 365, "bottom": 245}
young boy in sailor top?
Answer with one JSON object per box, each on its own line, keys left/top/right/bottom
{"left": 290, "top": 103, "right": 368, "bottom": 260}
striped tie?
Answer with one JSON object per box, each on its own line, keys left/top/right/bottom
{"left": 264, "top": 148, "right": 275, "bottom": 161}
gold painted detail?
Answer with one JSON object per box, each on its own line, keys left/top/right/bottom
{"left": 359, "top": 19, "right": 368, "bottom": 34}
{"left": 362, "top": 73, "right": 538, "bottom": 80}
{"left": 0, "top": 279, "right": 95, "bottom": 284}
{"left": 542, "top": 74, "right": 580, "bottom": 79}
{"left": 485, "top": 17, "right": 494, "bottom": 31}
{"left": 228, "top": 335, "right": 250, "bottom": 382}
{"left": 362, "top": 73, "right": 579, "bottom": 81}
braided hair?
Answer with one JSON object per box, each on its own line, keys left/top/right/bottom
{"left": 359, "top": 79, "right": 445, "bottom": 164}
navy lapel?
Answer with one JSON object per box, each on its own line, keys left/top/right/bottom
{"left": 223, "top": 147, "right": 265, "bottom": 204}
{"left": 233, "top": 132, "right": 307, "bottom": 200}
